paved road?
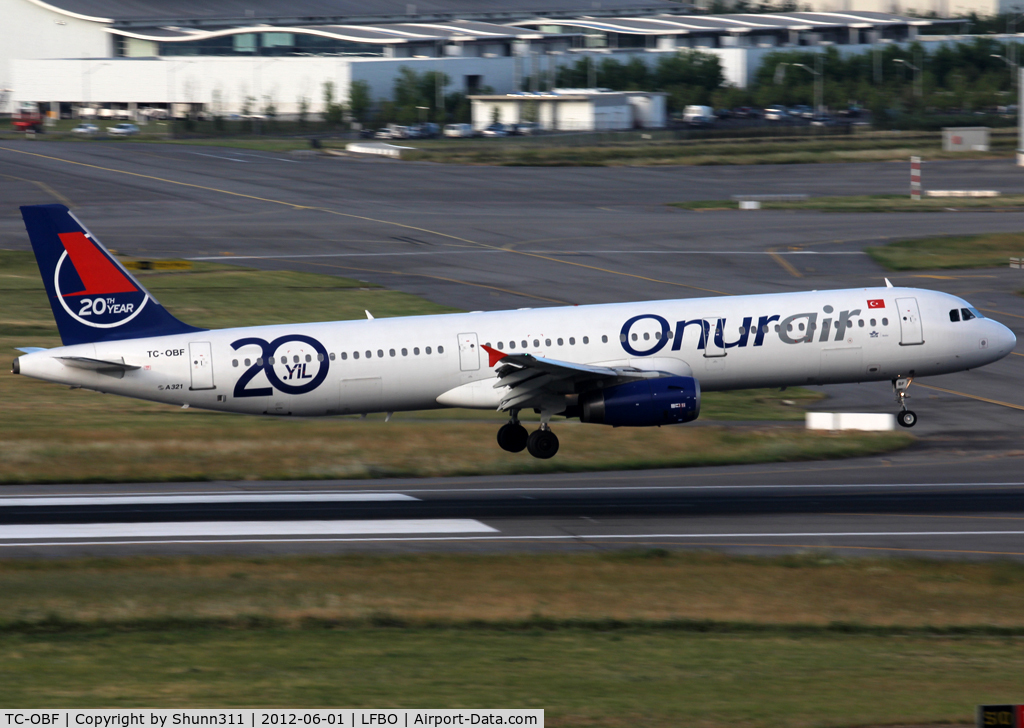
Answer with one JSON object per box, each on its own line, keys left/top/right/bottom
{"left": 1, "top": 141, "right": 1023, "bottom": 559}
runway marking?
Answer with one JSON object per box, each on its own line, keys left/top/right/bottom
{"left": 0, "top": 519, "right": 495, "bottom": 540}
{"left": 1012, "top": 352, "right": 1024, "bottom": 357}
{"left": 187, "top": 152, "right": 249, "bottom": 163}
{"left": 767, "top": 247, "right": 802, "bottom": 278}
{"left": 914, "top": 383, "right": 1024, "bottom": 412}
{"left": 0, "top": 145, "right": 726, "bottom": 297}
{"left": 0, "top": 493, "right": 417, "bottom": 507}
{"left": 187, "top": 250, "right": 867, "bottom": 261}
{"left": 2, "top": 529, "right": 1022, "bottom": 549}
{"left": 381, "top": 480, "right": 1024, "bottom": 495}
{"left": 833, "top": 512, "right": 1024, "bottom": 521}
{"left": 980, "top": 307, "right": 1024, "bottom": 320}
{"left": 1, "top": 173, "right": 75, "bottom": 208}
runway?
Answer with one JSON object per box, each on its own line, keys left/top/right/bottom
{"left": 2, "top": 141, "right": 1023, "bottom": 560}
{"left": 2, "top": 450, "right": 1023, "bottom": 559}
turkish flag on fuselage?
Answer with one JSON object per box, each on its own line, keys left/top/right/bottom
{"left": 867, "top": 299, "right": 885, "bottom": 309}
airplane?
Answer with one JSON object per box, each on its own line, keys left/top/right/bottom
{"left": 11, "top": 204, "right": 1018, "bottom": 459}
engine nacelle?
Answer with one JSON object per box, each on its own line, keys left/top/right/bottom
{"left": 580, "top": 376, "right": 700, "bottom": 427}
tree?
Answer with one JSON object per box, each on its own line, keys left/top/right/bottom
{"left": 297, "top": 95, "right": 310, "bottom": 125}
{"left": 348, "top": 80, "right": 372, "bottom": 124}
{"left": 322, "top": 81, "right": 344, "bottom": 126}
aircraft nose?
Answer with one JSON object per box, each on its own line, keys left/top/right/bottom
{"left": 994, "top": 320, "right": 1017, "bottom": 355}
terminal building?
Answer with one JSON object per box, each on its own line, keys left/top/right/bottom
{"left": 1, "top": 0, "right": 962, "bottom": 117}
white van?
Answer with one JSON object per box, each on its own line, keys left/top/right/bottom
{"left": 682, "top": 105, "right": 715, "bottom": 126}
{"left": 444, "top": 123, "right": 474, "bottom": 138}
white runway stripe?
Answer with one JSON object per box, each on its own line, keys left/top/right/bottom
{"left": 0, "top": 519, "right": 494, "bottom": 540}
{"left": 0, "top": 493, "right": 417, "bottom": 507}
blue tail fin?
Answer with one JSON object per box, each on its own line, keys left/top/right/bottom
{"left": 20, "top": 204, "right": 205, "bottom": 346}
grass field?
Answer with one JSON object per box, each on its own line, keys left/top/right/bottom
{"left": 0, "top": 251, "right": 908, "bottom": 482}
{"left": 1, "top": 553, "right": 1022, "bottom": 724}
{"left": 866, "top": 231, "right": 1024, "bottom": 271}
{"left": 671, "top": 194, "right": 1024, "bottom": 213}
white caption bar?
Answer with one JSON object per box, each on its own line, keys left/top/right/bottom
{"left": 0, "top": 710, "right": 542, "bottom": 728}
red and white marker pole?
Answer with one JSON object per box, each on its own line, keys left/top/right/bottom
{"left": 910, "top": 156, "right": 921, "bottom": 200}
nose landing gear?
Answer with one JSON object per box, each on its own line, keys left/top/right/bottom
{"left": 496, "top": 410, "right": 560, "bottom": 458}
{"left": 893, "top": 377, "right": 917, "bottom": 428}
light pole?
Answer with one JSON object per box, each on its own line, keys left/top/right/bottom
{"left": 992, "top": 53, "right": 1024, "bottom": 166}
{"left": 775, "top": 55, "right": 824, "bottom": 115}
{"left": 81, "top": 61, "right": 110, "bottom": 117}
{"left": 893, "top": 58, "right": 922, "bottom": 99}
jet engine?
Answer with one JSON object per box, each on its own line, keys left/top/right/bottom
{"left": 579, "top": 376, "right": 700, "bottom": 427}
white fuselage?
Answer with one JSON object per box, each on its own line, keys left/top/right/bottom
{"left": 15, "top": 286, "right": 1016, "bottom": 417}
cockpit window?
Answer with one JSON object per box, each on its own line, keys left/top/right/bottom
{"left": 949, "top": 309, "right": 960, "bottom": 322}
{"left": 960, "top": 308, "right": 976, "bottom": 321}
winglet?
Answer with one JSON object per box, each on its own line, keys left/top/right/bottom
{"left": 481, "top": 344, "right": 507, "bottom": 368}
{"left": 365, "top": 310, "right": 374, "bottom": 320}
{"left": 884, "top": 278, "right": 894, "bottom": 288}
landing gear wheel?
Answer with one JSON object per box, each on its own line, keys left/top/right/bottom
{"left": 897, "top": 410, "right": 918, "bottom": 428}
{"left": 497, "top": 422, "right": 529, "bottom": 453}
{"left": 526, "top": 429, "right": 559, "bottom": 459}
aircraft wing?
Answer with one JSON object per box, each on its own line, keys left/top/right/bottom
{"left": 483, "top": 345, "right": 668, "bottom": 412}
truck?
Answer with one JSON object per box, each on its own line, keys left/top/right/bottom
{"left": 682, "top": 105, "right": 715, "bottom": 127}
{"left": 13, "top": 102, "right": 43, "bottom": 132}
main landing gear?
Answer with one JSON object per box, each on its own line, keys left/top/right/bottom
{"left": 893, "top": 377, "right": 917, "bottom": 428}
{"left": 496, "top": 410, "right": 560, "bottom": 459}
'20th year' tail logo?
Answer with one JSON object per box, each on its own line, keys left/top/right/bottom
{"left": 53, "top": 231, "right": 148, "bottom": 328}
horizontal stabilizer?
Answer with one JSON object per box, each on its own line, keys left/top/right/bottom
{"left": 58, "top": 356, "right": 140, "bottom": 379}
{"left": 15, "top": 347, "right": 48, "bottom": 354}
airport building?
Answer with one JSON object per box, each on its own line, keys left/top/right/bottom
{"left": 0, "top": 0, "right": 962, "bottom": 117}
{"left": 470, "top": 89, "right": 668, "bottom": 131}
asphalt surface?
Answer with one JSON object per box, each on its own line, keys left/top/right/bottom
{"left": 2, "top": 140, "right": 1023, "bottom": 559}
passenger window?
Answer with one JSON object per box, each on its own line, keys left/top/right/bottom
{"left": 293, "top": 356, "right": 300, "bottom": 364}
{"left": 402, "top": 348, "right": 408, "bottom": 356}
{"left": 632, "top": 333, "right": 638, "bottom": 341}
{"left": 949, "top": 309, "right": 961, "bottom": 322}
{"left": 601, "top": 335, "right": 608, "bottom": 343}
{"left": 414, "top": 347, "right": 420, "bottom": 355}
{"left": 232, "top": 359, "right": 239, "bottom": 367}
{"left": 870, "top": 318, "right": 876, "bottom": 327}
{"left": 533, "top": 339, "right": 539, "bottom": 348}
{"left": 858, "top": 320, "right": 864, "bottom": 328}
{"left": 643, "top": 333, "right": 650, "bottom": 341}
{"left": 341, "top": 352, "right": 348, "bottom": 360}
{"left": 244, "top": 358, "right": 251, "bottom": 366}
{"left": 798, "top": 323, "right": 805, "bottom": 332}
{"left": 509, "top": 341, "right": 516, "bottom": 350}
{"left": 303, "top": 355, "right": 310, "bottom": 363}
{"left": 961, "top": 308, "right": 975, "bottom": 321}
{"left": 738, "top": 327, "right": 745, "bottom": 335}
{"left": 353, "top": 352, "right": 360, "bottom": 360}
{"left": 882, "top": 318, "right": 889, "bottom": 326}
{"left": 438, "top": 345, "right": 444, "bottom": 354}
{"left": 366, "top": 350, "right": 372, "bottom": 358}
{"left": 425, "top": 347, "right": 432, "bottom": 355}
{"left": 317, "top": 354, "right": 324, "bottom": 362}
{"left": 497, "top": 341, "right": 504, "bottom": 349}
{"left": 329, "top": 353, "right": 336, "bottom": 361}
{"left": 256, "top": 358, "right": 264, "bottom": 366}
{"left": 620, "top": 333, "right": 627, "bottom": 342}
{"left": 545, "top": 339, "right": 551, "bottom": 347}
{"left": 583, "top": 336, "right": 589, "bottom": 344}
{"left": 378, "top": 349, "right": 384, "bottom": 358}
{"left": 558, "top": 338, "right": 564, "bottom": 346}
{"left": 569, "top": 337, "right": 576, "bottom": 345}
{"left": 521, "top": 340, "right": 527, "bottom": 348}
{"left": 390, "top": 349, "right": 396, "bottom": 357}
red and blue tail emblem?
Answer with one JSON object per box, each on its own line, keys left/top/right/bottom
{"left": 21, "top": 204, "right": 204, "bottom": 345}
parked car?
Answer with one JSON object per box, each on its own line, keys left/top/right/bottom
{"left": 444, "top": 123, "right": 474, "bottom": 138}
{"left": 809, "top": 114, "right": 835, "bottom": 127}
{"left": 106, "top": 123, "right": 139, "bottom": 137}
{"left": 682, "top": 105, "right": 715, "bottom": 127}
{"left": 416, "top": 122, "right": 440, "bottom": 138}
{"left": 510, "top": 121, "right": 540, "bottom": 135}
{"left": 732, "top": 106, "right": 758, "bottom": 118}
{"left": 481, "top": 123, "right": 509, "bottom": 137}
{"left": 374, "top": 127, "right": 395, "bottom": 139}
{"left": 71, "top": 123, "right": 99, "bottom": 136}
{"left": 764, "top": 105, "right": 788, "bottom": 121}
{"left": 788, "top": 104, "right": 813, "bottom": 118}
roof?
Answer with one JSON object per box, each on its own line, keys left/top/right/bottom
{"left": 27, "top": 0, "right": 691, "bottom": 27}
{"left": 109, "top": 20, "right": 569, "bottom": 44}
{"left": 511, "top": 11, "right": 949, "bottom": 35}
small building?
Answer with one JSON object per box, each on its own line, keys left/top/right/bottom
{"left": 470, "top": 88, "right": 666, "bottom": 131}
